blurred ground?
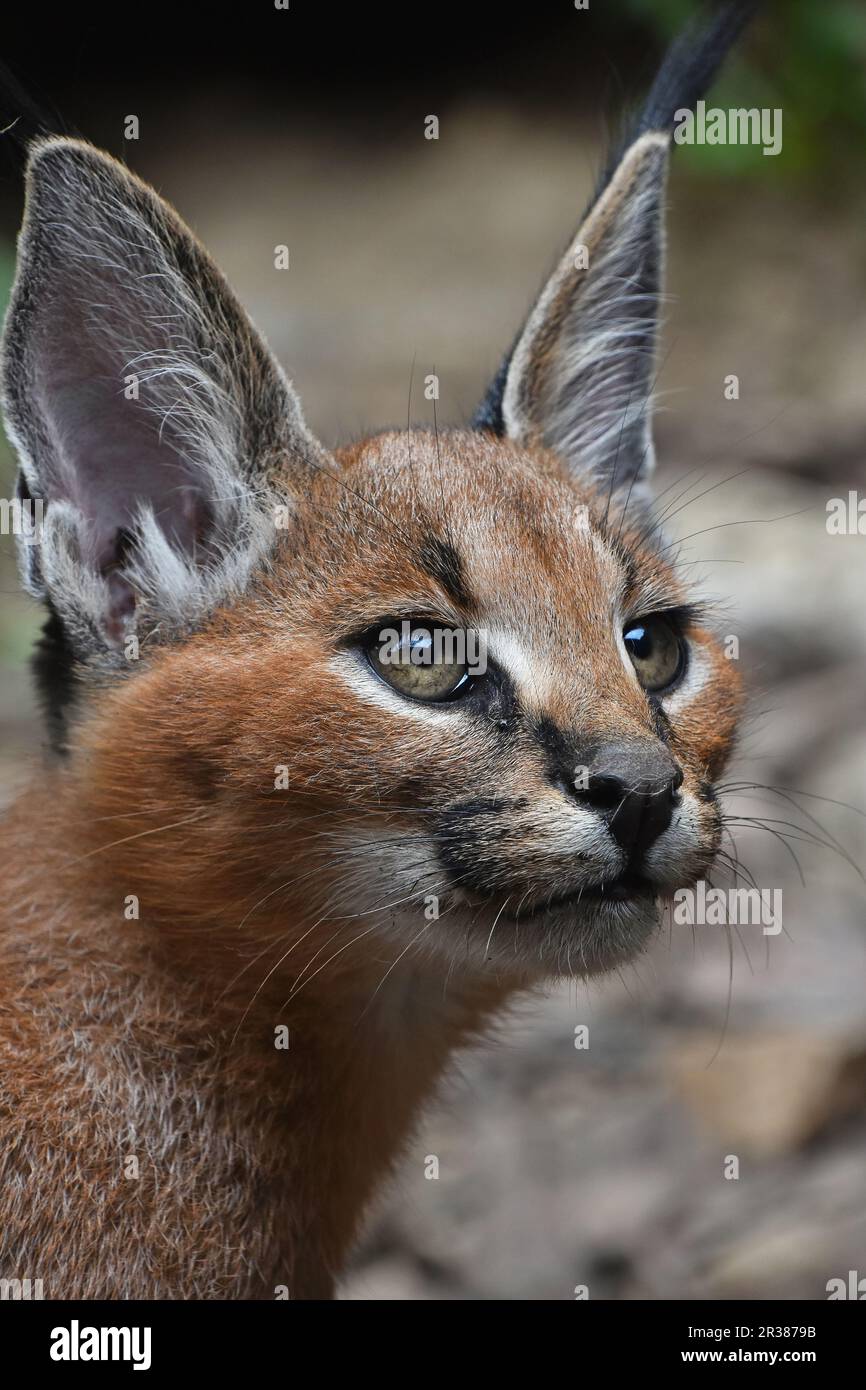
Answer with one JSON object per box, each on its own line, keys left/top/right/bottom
{"left": 1, "top": 98, "right": 864, "bottom": 1300}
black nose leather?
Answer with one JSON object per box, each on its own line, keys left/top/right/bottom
{"left": 581, "top": 742, "right": 683, "bottom": 859}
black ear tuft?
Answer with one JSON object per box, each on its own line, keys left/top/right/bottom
{"left": 473, "top": 0, "right": 761, "bottom": 443}
{"left": 604, "top": 0, "right": 761, "bottom": 186}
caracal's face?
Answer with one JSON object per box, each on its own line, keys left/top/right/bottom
{"left": 200, "top": 429, "right": 741, "bottom": 981}
{"left": 3, "top": 131, "right": 742, "bottom": 983}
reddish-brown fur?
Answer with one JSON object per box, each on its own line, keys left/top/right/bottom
{"left": 0, "top": 9, "right": 757, "bottom": 1287}
{"left": 0, "top": 431, "right": 741, "bottom": 1297}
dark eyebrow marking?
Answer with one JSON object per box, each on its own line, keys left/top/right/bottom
{"left": 606, "top": 535, "right": 640, "bottom": 597}
{"left": 418, "top": 536, "right": 473, "bottom": 609}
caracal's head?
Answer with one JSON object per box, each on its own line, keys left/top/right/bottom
{"left": 1, "top": 116, "right": 742, "bottom": 985}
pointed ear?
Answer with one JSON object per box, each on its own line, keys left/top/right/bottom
{"left": 499, "top": 131, "right": 669, "bottom": 499}
{"left": 473, "top": 0, "right": 761, "bottom": 501}
{"left": 1, "top": 137, "right": 331, "bottom": 655}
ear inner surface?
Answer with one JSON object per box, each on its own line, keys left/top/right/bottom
{"left": 1, "top": 136, "right": 332, "bottom": 656}
{"left": 501, "top": 132, "right": 669, "bottom": 495}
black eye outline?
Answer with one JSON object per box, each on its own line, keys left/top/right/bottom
{"left": 357, "top": 617, "right": 486, "bottom": 706}
{"left": 622, "top": 612, "right": 688, "bottom": 694}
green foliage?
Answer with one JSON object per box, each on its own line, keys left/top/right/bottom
{"left": 621, "top": 0, "right": 866, "bottom": 179}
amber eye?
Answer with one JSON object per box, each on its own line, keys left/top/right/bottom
{"left": 366, "top": 623, "right": 471, "bottom": 703}
{"left": 623, "top": 615, "right": 684, "bottom": 692}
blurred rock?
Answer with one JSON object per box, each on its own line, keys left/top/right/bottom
{"left": 665, "top": 1030, "right": 866, "bottom": 1158}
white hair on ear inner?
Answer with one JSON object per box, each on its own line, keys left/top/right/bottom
{"left": 1, "top": 137, "right": 331, "bottom": 656}
{"left": 123, "top": 502, "right": 278, "bottom": 633}
{"left": 34, "top": 500, "right": 117, "bottom": 650}
{"left": 502, "top": 132, "right": 670, "bottom": 494}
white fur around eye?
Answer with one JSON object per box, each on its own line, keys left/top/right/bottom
{"left": 485, "top": 628, "right": 555, "bottom": 704}
{"left": 662, "top": 641, "right": 710, "bottom": 715}
{"left": 614, "top": 619, "right": 636, "bottom": 684}
{"left": 331, "top": 651, "right": 460, "bottom": 727}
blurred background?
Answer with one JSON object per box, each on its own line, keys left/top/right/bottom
{"left": 1, "top": 0, "right": 864, "bottom": 1298}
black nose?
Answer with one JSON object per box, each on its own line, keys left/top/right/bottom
{"left": 579, "top": 742, "right": 683, "bottom": 860}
